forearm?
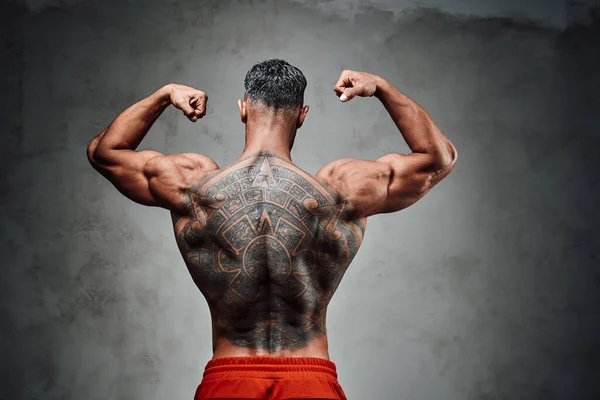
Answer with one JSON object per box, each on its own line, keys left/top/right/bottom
{"left": 93, "top": 85, "right": 172, "bottom": 160}
{"left": 375, "top": 78, "right": 456, "bottom": 166}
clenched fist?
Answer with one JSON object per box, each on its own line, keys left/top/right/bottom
{"left": 334, "top": 70, "right": 382, "bottom": 102}
{"left": 169, "top": 84, "right": 207, "bottom": 122}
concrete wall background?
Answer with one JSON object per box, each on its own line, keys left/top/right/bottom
{"left": 1, "top": 0, "right": 599, "bottom": 399}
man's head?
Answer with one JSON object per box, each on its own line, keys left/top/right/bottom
{"left": 238, "top": 59, "right": 309, "bottom": 130}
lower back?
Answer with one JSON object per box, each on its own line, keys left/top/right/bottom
{"left": 213, "top": 335, "right": 330, "bottom": 359}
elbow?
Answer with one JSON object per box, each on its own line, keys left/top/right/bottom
{"left": 428, "top": 140, "right": 457, "bottom": 182}
{"left": 87, "top": 139, "right": 103, "bottom": 169}
{"left": 435, "top": 139, "right": 457, "bottom": 172}
{"left": 445, "top": 140, "right": 458, "bottom": 170}
{"left": 86, "top": 137, "right": 110, "bottom": 172}
{"left": 87, "top": 140, "right": 98, "bottom": 164}
{"left": 87, "top": 129, "right": 110, "bottom": 168}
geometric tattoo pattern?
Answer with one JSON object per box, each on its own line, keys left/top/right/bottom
{"left": 171, "top": 153, "right": 365, "bottom": 351}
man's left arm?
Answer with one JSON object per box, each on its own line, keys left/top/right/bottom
{"left": 87, "top": 84, "right": 218, "bottom": 212}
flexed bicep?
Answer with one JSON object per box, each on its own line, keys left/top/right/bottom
{"left": 87, "top": 83, "right": 218, "bottom": 211}
{"left": 87, "top": 144, "right": 165, "bottom": 207}
{"left": 374, "top": 152, "right": 455, "bottom": 214}
{"left": 325, "top": 70, "right": 458, "bottom": 217}
{"left": 318, "top": 151, "right": 456, "bottom": 217}
{"left": 89, "top": 145, "right": 218, "bottom": 211}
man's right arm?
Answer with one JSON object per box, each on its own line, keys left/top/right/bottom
{"left": 317, "top": 70, "right": 458, "bottom": 217}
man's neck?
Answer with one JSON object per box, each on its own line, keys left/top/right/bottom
{"left": 240, "top": 120, "right": 295, "bottom": 162}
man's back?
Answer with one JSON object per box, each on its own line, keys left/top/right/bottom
{"left": 172, "top": 153, "right": 365, "bottom": 357}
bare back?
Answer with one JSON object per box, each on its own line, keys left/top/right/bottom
{"left": 171, "top": 153, "right": 365, "bottom": 357}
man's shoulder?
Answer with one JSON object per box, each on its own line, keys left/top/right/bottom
{"left": 175, "top": 153, "right": 220, "bottom": 170}
{"left": 315, "top": 157, "right": 369, "bottom": 178}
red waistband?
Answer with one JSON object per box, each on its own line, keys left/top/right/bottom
{"left": 203, "top": 357, "right": 338, "bottom": 379}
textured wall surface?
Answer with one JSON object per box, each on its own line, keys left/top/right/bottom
{"left": 1, "top": 0, "right": 599, "bottom": 399}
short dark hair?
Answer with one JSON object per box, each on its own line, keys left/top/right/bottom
{"left": 244, "top": 59, "right": 307, "bottom": 109}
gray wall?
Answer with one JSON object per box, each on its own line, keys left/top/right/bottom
{"left": 1, "top": 0, "right": 599, "bottom": 399}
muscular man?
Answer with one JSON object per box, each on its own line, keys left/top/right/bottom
{"left": 87, "top": 59, "right": 457, "bottom": 400}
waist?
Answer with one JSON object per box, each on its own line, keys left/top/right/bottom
{"left": 212, "top": 335, "right": 330, "bottom": 360}
{"left": 203, "top": 356, "right": 339, "bottom": 382}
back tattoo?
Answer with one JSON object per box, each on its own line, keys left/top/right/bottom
{"left": 172, "top": 154, "right": 365, "bottom": 350}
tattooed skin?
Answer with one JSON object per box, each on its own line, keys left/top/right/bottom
{"left": 171, "top": 154, "right": 365, "bottom": 352}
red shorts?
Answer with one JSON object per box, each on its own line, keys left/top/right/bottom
{"left": 194, "top": 356, "right": 347, "bottom": 400}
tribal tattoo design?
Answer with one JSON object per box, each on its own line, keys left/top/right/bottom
{"left": 172, "top": 154, "right": 365, "bottom": 351}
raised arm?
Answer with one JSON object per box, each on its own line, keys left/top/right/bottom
{"left": 87, "top": 84, "right": 218, "bottom": 213}
{"left": 317, "top": 70, "right": 457, "bottom": 217}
